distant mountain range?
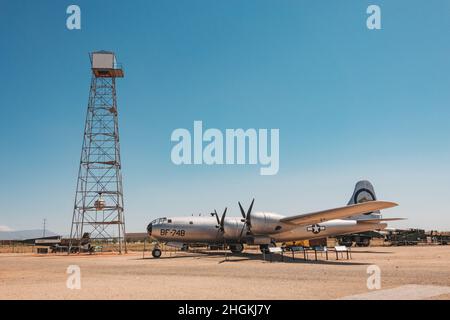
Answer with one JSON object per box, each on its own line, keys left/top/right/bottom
{"left": 0, "top": 229, "right": 59, "bottom": 241}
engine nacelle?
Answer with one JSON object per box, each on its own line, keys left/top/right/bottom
{"left": 223, "top": 218, "right": 245, "bottom": 240}
{"left": 249, "top": 211, "right": 293, "bottom": 235}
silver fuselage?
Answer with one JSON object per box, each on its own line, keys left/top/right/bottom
{"left": 147, "top": 212, "right": 387, "bottom": 245}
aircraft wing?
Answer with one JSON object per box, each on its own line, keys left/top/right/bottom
{"left": 280, "top": 201, "right": 398, "bottom": 226}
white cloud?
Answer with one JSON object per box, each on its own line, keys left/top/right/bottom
{"left": 0, "top": 225, "right": 14, "bottom": 232}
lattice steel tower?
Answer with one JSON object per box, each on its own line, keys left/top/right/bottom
{"left": 70, "top": 51, "right": 126, "bottom": 253}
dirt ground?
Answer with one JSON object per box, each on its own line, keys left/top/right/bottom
{"left": 0, "top": 246, "right": 449, "bottom": 300}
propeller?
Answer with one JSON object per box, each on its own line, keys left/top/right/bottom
{"left": 213, "top": 208, "right": 228, "bottom": 232}
{"left": 238, "top": 198, "right": 255, "bottom": 238}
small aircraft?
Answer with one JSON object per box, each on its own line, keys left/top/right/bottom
{"left": 146, "top": 180, "right": 403, "bottom": 258}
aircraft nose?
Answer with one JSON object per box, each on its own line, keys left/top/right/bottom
{"left": 147, "top": 222, "right": 152, "bottom": 236}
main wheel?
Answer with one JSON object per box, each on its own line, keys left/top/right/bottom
{"left": 152, "top": 248, "right": 162, "bottom": 258}
{"left": 260, "top": 241, "right": 277, "bottom": 253}
{"left": 229, "top": 244, "right": 244, "bottom": 253}
{"left": 339, "top": 240, "right": 353, "bottom": 247}
{"left": 357, "top": 238, "right": 370, "bottom": 247}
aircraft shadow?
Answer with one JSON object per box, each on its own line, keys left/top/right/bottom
{"left": 139, "top": 251, "right": 230, "bottom": 260}
{"left": 350, "top": 250, "right": 393, "bottom": 254}
{"left": 139, "top": 250, "right": 370, "bottom": 265}
{"left": 218, "top": 252, "right": 370, "bottom": 266}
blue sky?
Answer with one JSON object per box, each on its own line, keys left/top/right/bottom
{"left": 1, "top": 0, "right": 450, "bottom": 233}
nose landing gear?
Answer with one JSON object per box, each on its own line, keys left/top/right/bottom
{"left": 152, "top": 248, "right": 162, "bottom": 258}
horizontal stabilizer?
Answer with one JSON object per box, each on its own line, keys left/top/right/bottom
{"left": 280, "top": 201, "right": 398, "bottom": 226}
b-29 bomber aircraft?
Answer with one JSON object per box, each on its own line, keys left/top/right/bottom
{"left": 147, "top": 181, "right": 402, "bottom": 258}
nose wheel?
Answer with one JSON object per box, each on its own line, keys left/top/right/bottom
{"left": 152, "top": 248, "right": 162, "bottom": 258}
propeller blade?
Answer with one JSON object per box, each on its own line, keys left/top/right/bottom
{"left": 238, "top": 202, "right": 246, "bottom": 219}
{"left": 214, "top": 209, "right": 220, "bottom": 225}
{"left": 220, "top": 208, "right": 228, "bottom": 227}
{"left": 220, "top": 208, "right": 227, "bottom": 228}
{"left": 246, "top": 198, "right": 255, "bottom": 220}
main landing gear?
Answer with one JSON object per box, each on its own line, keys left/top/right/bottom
{"left": 259, "top": 241, "right": 276, "bottom": 253}
{"left": 229, "top": 244, "right": 244, "bottom": 253}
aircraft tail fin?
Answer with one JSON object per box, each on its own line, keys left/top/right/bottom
{"left": 346, "top": 180, "right": 382, "bottom": 220}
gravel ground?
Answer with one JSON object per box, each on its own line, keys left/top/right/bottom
{"left": 0, "top": 246, "right": 449, "bottom": 300}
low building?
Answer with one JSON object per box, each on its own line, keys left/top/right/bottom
{"left": 125, "top": 232, "right": 148, "bottom": 243}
